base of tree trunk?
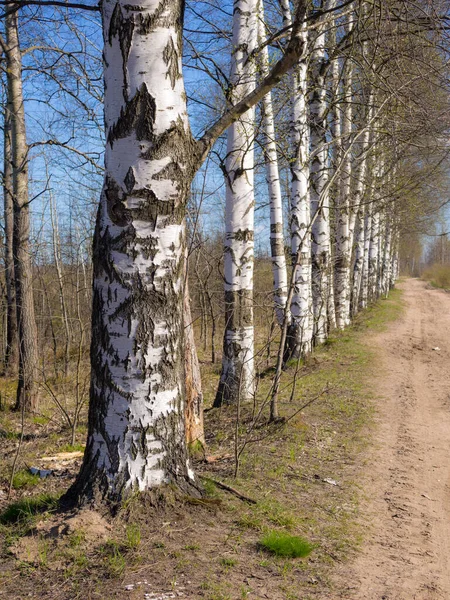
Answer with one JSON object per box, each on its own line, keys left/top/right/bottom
{"left": 62, "top": 467, "right": 203, "bottom": 512}
{"left": 283, "top": 323, "right": 311, "bottom": 366}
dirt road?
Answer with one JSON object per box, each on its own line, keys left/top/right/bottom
{"left": 335, "top": 279, "right": 450, "bottom": 599}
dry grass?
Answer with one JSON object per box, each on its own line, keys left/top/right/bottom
{"left": 421, "top": 263, "right": 450, "bottom": 290}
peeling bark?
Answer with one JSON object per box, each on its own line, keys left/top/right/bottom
{"left": 184, "top": 279, "right": 204, "bottom": 448}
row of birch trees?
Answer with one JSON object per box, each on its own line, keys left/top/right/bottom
{"left": 0, "top": 0, "right": 448, "bottom": 507}
{"left": 210, "top": 0, "right": 450, "bottom": 414}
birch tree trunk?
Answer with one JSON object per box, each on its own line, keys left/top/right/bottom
{"left": 334, "top": 40, "right": 353, "bottom": 329}
{"left": 279, "top": 0, "right": 313, "bottom": 360}
{"left": 360, "top": 202, "right": 372, "bottom": 309}
{"left": 6, "top": 9, "right": 39, "bottom": 411}
{"left": 68, "top": 0, "right": 201, "bottom": 504}
{"left": 368, "top": 205, "right": 380, "bottom": 302}
{"left": 258, "top": 5, "right": 289, "bottom": 328}
{"left": 285, "top": 39, "right": 313, "bottom": 359}
{"left": 310, "top": 12, "right": 331, "bottom": 344}
{"left": 50, "top": 192, "right": 72, "bottom": 376}
{"left": 214, "top": 0, "right": 257, "bottom": 407}
{"left": 3, "top": 104, "right": 19, "bottom": 376}
{"left": 351, "top": 204, "right": 365, "bottom": 315}
{"left": 381, "top": 214, "right": 392, "bottom": 297}
{"left": 350, "top": 97, "right": 373, "bottom": 314}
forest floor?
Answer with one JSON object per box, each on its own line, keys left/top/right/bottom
{"left": 0, "top": 278, "right": 449, "bottom": 599}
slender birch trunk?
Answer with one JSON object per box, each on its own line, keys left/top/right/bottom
{"left": 310, "top": 10, "right": 331, "bottom": 344}
{"left": 377, "top": 205, "right": 385, "bottom": 298}
{"left": 3, "top": 104, "right": 18, "bottom": 376}
{"left": 6, "top": 9, "right": 39, "bottom": 412}
{"left": 68, "top": 0, "right": 201, "bottom": 503}
{"left": 368, "top": 204, "right": 380, "bottom": 302}
{"left": 279, "top": 0, "right": 312, "bottom": 361}
{"left": 381, "top": 214, "right": 392, "bottom": 297}
{"left": 214, "top": 0, "right": 257, "bottom": 407}
{"left": 257, "top": 4, "right": 289, "bottom": 328}
{"left": 334, "top": 34, "right": 353, "bottom": 329}
{"left": 50, "top": 192, "right": 72, "bottom": 376}
{"left": 350, "top": 97, "right": 373, "bottom": 314}
{"left": 390, "top": 224, "right": 400, "bottom": 288}
{"left": 360, "top": 202, "right": 372, "bottom": 309}
{"left": 351, "top": 203, "right": 365, "bottom": 315}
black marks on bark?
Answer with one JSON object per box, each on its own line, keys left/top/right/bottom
{"left": 224, "top": 289, "right": 253, "bottom": 330}
{"left": 130, "top": 187, "right": 184, "bottom": 231}
{"left": 270, "top": 222, "right": 283, "bottom": 234}
{"left": 231, "top": 228, "right": 254, "bottom": 243}
{"left": 270, "top": 236, "right": 284, "bottom": 257}
{"left": 152, "top": 409, "right": 201, "bottom": 497}
{"left": 109, "top": 3, "right": 135, "bottom": 65}
{"left": 124, "top": 167, "right": 136, "bottom": 193}
{"left": 108, "top": 83, "right": 156, "bottom": 146}
{"left": 136, "top": 0, "right": 165, "bottom": 34}
{"left": 105, "top": 176, "right": 130, "bottom": 227}
{"left": 163, "top": 36, "right": 181, "bottom": 89}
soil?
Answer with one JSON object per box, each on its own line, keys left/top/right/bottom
{"left": 332, "top": 278, "right": 450, "bottom": 599}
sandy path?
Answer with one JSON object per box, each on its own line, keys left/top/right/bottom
{"left": 337, "top": 278, "right": 450, "bottom": 600}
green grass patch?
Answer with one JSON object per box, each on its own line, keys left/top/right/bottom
{"left": 11, "top": 469, "right": 40, "bottom": 490}
{"left": 260, "top": 531, "right": 315, "bottom": 558}
{"left": 0, "top": 493, "right": 59, "bottom": 525}
{"left": 59, "top": 443, "right": 85, "bottom": 453}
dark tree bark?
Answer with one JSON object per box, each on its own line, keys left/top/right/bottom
{"left": 5, "top": 7, "right": 39, "bottom": 411}
{"left": 3, "top": 104, "right": 19, "bottom": 376}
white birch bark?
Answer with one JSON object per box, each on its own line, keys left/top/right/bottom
{"left": 334, "top": 29, "right": 353, "bottom": 329}
{"left": 215, "top": 0, "right": 258, "bottom": 406}
{"left": 381, "top": 213, "right": 392, "bottom": 297}
{"left": 257, "top": 3, "right": 289, "bottom": 328}
{"left": 360, "top": 202, "right": 372, "bottom": 309}
{"left": 69, "top": 0, "right": 200, "bottom": 503}
{"left": 350, "top": 98, "right": 373, "bottom": 313}
{"left": 351, "top": 203, "right": 365, "bottom": 315}
{"left": 310, "top": 10, "right": 331, "bottom": 344}
{"left": 368, "top": 204, "right": 380, "bottom": 302}
{"left": 279, "top": 0, "right": 313, "bottom": 360}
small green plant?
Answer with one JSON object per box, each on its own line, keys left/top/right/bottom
{"left": 219, "top": 557, "right": 237, "bottom": 568}
{"left": 0, "top": 494, "right": 59, "bottom": 524}
{"left": 183, "top": 543, "right": 200, "bottom": 551}
{"left": 202, "top": 478, "right": 220, "bottom": 498}
{"left": 11, "top": 470, "right": 40, "bottom": 490}
{"left": 125, "top": 523, "right": 141, "bottom": 549}
{"left": 103, "top": 541, "right": 126, "bottom": 577}
{"left": 32, "top": 415, "right": 50, "bottom": 426}
{"left": 60, "top": 443, "right": 85, "bottom": 453}
{"left": 68, "top": 529, "right": 86, "bottom": 548}
{"left": 260, "top": 531, "right": 315, "bottom": 558}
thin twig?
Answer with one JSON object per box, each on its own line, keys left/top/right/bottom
{"left": 199, "top": 476, "right": 257, "bottom": 504}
